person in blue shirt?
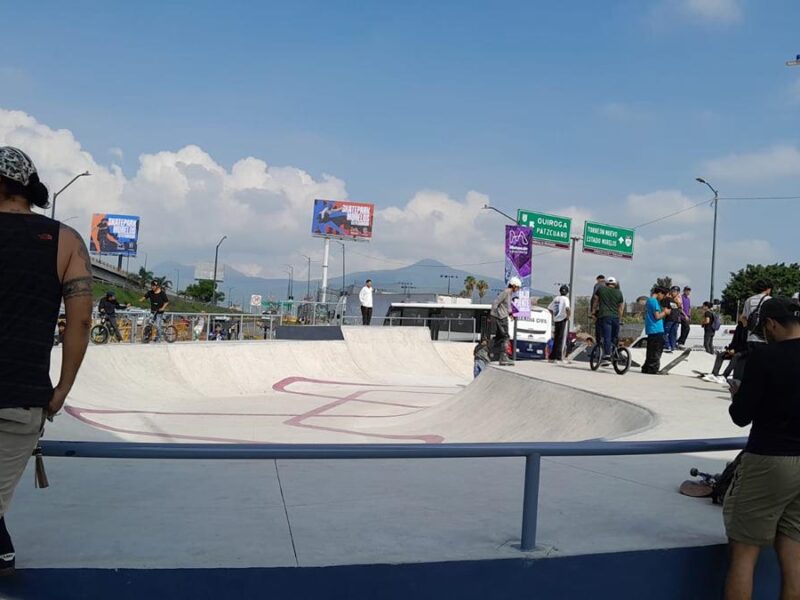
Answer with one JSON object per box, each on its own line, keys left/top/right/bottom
{"left": 642, "top": 286, "right": 670, "bottom": 374}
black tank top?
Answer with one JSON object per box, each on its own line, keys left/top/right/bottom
{"left": 0, "top": 213, "right": 62, "bottom": 408}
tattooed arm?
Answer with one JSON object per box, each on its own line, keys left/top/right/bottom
{"left": 51, "top": 225, "right": 94, "bottom": 416}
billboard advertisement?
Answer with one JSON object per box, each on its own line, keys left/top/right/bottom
{"left": 89, "top": 213, "right": 140, "bottom": 256}
{"left": 504, "top": 225, "right": 533, "bottom": 319}
{"left": 311, "top": 199, "right": 374, "bottom": 240}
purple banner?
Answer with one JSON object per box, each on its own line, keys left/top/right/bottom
{"left": 504, "top": 225, "right": 532, "bottom": 286}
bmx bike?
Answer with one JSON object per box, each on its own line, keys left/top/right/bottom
{"left": 589, "top": 339, "right": 631, "bottom": 375}
{"left": 90, "top": 315, "right": 128, "bottom": 345}
{"left": 141, "top": 313, "right": 178, "bottom": 344}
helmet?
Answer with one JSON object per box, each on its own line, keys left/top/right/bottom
{"left": 105, "top": 290, "right": 115, "bottom": 298}
{"left": 508, "top": 276, "right": 522, "bottom": 288}
{"left": 559, "top": 285, "right": 569, "bottom": 296}
{"left": 606, "top": 276, "right": 617, "bottom": 285}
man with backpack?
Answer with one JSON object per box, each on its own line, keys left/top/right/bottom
{"left": 701, "top": 301, "right": 719, "bottom": 354}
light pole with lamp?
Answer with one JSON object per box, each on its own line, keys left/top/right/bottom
{"left": 50, "top": 171, "right": 90, "bottom": 219}
{"left": 481, "top": 204, "right": 516, "bottom": 223}
{"left": 212, "top": 235, "right": 227, "bottom": 306}
{"left": 300, "top": 254, "right": 312, "bottom": 300}
{"left": 695, "top": 178, "right": 719, "bottom": 304}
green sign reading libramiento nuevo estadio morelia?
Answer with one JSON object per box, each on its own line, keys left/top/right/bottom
{"left": 582, "top": 220, "right": 635, "bottom": 260}
{"left": 517, "top": 209, "right": 572, "bottom": 249}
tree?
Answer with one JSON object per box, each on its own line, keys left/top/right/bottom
{"left": 537, "top": 295, "right": 554, "bottom": 308}
{"left": 463, "top": 276, "right": 477, "bottom": 299}
{"left": 137, "top": 267, "right": 154, "bottom": 289}
{"left": 655, "top": 276, "right": 673, "bottom": 291}
{"left": 720, "top": 263, "right": 800, "bottom": 319}
{"left": 183, "top": 279, "right": 225, "bottom": 304}
{"left": 476, "top": 280, "right": 489, "bottom": 299}
{"left": 153, "top": 275, "right": 172, "bottom": 290}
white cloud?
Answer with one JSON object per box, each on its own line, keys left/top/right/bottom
{"left": 625, "top": 190, "right": 710, "bottom": 225}
{"left": 703, "top": 144, "right": 800, "bottom": 183}
{"left": 109, "top": 147, "right": 124, "bottom": 161}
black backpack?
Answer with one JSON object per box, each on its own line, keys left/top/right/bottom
{"left": 746, "top": 296, "right": 768, "bottom": 336}
{"left": 712, "top": 452, "right": 743, "bottom": 505}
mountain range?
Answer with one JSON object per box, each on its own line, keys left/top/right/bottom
{"left": 151, "top": 259, "right": 550, "bottom": 305}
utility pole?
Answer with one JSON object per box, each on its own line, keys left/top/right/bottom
{"left": 212, "top": 235, "right": 227, "bottom": 306}
{"left": 696, "top": 178, "right": 720, "bottom": 304}
{"left": 567, "top": 236, "right": 581, "bottom": 331}
{"left": 440, "top": 274, "right": 459, "bottom": 296}
{"left": 301, "top": 254, "right": 312, "bottom": 300}
{"left": 321, "top": 238, "right": 331, "bottom": 303}
{"left": 399, "top": 281, "right": 416, "bottom": 299}
{"left": 284, "top": 265, "right": 294, "bottom": 300}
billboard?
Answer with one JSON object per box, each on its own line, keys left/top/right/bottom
{"left": 194, "top": 262, "right": 224, "bottom": 282}
{"left": 89, "top": 213, "right": 140, "bottom": 256}
{"left": 311, "top": 199, "right": 374, "bottom": 240}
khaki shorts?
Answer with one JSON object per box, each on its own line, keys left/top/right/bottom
{"left": 0, "top": 408, "right": 44, "bottom": 517}
{"left": 724, "top": 452, "right": 800, "bottom": 546}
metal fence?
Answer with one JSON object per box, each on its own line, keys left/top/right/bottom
{"left": 41, "top": 436, "right": 747, "bottom": 551}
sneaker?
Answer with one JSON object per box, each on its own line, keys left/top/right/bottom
{"left": 664, "top": 349, "right": 673, "bottom": 354}
{"left": 0, "top": 552, "right": 15, "bottom": 577}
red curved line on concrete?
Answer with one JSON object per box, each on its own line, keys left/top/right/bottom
{"left": 67, "top": 406, "right": 420, "bottom": 419}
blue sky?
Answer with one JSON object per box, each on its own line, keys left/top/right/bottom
{"left": 1, "top": 0, "right": 799, "bottom": 298}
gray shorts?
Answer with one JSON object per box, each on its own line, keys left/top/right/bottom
{"left": 0, "top": 408, "right": 44, "bottom": 517}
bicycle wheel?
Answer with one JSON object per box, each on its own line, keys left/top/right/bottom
{"left": 613, "top": 347, "right": 631, "bottom": 375}
{"left": 90, "top": 325, "right": 109, "bottom": 345}
{"left": 142, "top": 325, "right": 153, "bottom": 344}
{"left": 589, "top": 344, "right": 603, "bottom": 371}
{"left": 164, "top": 325, "right": 178, "bottom": 344}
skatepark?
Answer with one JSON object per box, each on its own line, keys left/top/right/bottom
{"left": 1, "top": 327, "right": 780, "bottom": 599}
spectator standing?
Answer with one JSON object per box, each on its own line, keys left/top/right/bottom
{"left": 663, "top": 287, "right": 682, "bottom": 353}
{"left": 701, "top": 302, "right": 717, "bottom": 354}
{"left": 489, "top": 277, "right": 520, "bottom": 366}
{"left": 741, "top": 280, "right": 773, "bottom": 350}
{"left": 678, "top": 286, "right": 692, "bottom": 348}
{"left": 547, "top": 285, "right": 571, "bottom": 362}
{"left": 592, "top": 276, "right": 624, "bottom": 363}
{"left": 641, "top": 286, "right": 669, "bottom": 374}
{"left": 723, "top": 297, "right": 800, "bottom": 600}
{"left": 358, "top": 279, "right": 373, "bottom": 325}
{"left": 473, "top": 339, "right": 490, "bottom": 378}
{"left": 0, "top": 146, "right": 93, "bottom": 575}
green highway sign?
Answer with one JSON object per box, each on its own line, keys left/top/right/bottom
{"left": 582, "top": 221, "right": 635, "bottom": 260}
{"left": 517, "top": 210, "right": 572, "bottom": 249}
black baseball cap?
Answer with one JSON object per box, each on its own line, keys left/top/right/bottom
{"left": 760, "top": 297, "right": 800, "bottom": 320}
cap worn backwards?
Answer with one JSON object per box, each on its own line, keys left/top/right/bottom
{"left": 0, "top": 146, "right": 37, "bottom": 187}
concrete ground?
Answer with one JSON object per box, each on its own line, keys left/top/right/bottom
{"left": 5, "top": 328, "right": 745, "bottom": 569}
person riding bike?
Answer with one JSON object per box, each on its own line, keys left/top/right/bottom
{"left": 592, "top": 276, "right": 624, "bottom": 364}
{"left": 97, "top": 290, "right": 128, "bottom": 342}
{"left": 140, "top": 281, "right": 169, "bottom": 342}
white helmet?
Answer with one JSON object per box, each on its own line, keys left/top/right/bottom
{"left": 508, "top": 276, "right": 522, "bottom": 288}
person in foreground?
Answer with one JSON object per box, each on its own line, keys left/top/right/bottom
{"left": 724, "top": 297, "right": 800, "bottom": 600}
{"left": 0, "top": 147, "right": 93, "bottom": 576}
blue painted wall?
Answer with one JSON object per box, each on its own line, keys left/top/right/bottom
{"left": 0, "top": 544, "right": 779, "bottom": 600}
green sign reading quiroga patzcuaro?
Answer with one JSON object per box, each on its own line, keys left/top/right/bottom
{"left": 517, "top": 209, "right": 572, "bottom": 249}
{"left": 582, "top": 220, "right": 635, "bottom": 260}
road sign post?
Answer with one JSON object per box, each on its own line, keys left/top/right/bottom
{"left": 582, "top": 221, "right": 635, "bottom": 260}
{"left": 517, "top": 210, "right": 572, "bottom": 249}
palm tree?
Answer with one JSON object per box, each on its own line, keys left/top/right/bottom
{"left": 137, "top": 267, "right": 154, "bottom": 289}
{"left": 476, "top": 279, "right": 489, "bottom": 299}
{"left": 463, "top": 276, "right": 477, "bottom": 299}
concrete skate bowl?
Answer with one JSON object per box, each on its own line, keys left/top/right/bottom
{"left": 48, "top": 326, "right": 652, "bottom": 444}
{"left": 367, "top": 367, "right": 657, "bottom": 442}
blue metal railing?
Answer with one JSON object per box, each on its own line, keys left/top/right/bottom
{"left": 40, "top": 437, "right": 747, "bottom": 552}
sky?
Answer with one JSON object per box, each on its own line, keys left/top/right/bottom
{"left": 1, "top": 0, "right": 799, "bottom": 299}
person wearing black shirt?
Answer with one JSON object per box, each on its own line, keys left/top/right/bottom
{"left": 723, "top": 297, "right": 800, "bottom": 599}
{"left": 97, "top": 291, "right": 128, "bottom": 342}
{"left": 711, "top": 322, "right": 748, "bottom": 380}
{"left": 701, "top": 302, "right": 716, "bottom": 354}
{"left": 140, "top": 281, "right": 169, "bottom": 342}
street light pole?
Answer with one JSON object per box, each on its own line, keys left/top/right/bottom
{"left": 50, "top": 171, "right": 90, "bottom": 219}
{"left": 567, "top": 235, "right": 581, "bottom": 331}
{"left": 440, "top": 274, "right": 459, "bottom": 296}
{"left": 212, "top": 235, "right": 227, "bottom": 306}
{"left": 695, "top": 178, "right": 720, "bottom": 304}
{"left": 481, "top": 204, "right": 517, "bottom": 223}
{"left": 284, "top": 265, "right": 294, "bottom": 300}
